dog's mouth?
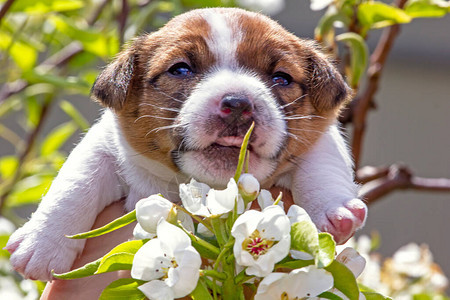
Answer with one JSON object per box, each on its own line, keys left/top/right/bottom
{"left": 200, "top": 136, "right": 256, "bottom": 161}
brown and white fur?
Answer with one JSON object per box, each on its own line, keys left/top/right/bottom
{"left": 6, "top": 8, "right": 367, "bottom": 280}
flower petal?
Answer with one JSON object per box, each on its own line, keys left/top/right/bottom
{"left": 206, "top": 178, "right": 239, "bottom": 215}
{"left": 139, "top": 280, "right": 175, "bottom": 300}
{"left": 136, "top": 195, "right": 173, "bottom": 233}
{"left": 336, "top": 247, "right": 366, "bottom": 278}
{"left": 259, "top": 205, "right": 291, "bottom": 241}
{"left": 133, "top": 223, "right": 156, "bottom": 240}
{"left": 231, "top": 210, "right": 262, "bottom": 239}
{"left": 131, "top": 239, "right": 171, "bottom": 281}
{"left": 177, "top": 210, "right": 195, "bottom": 233}
{"left": 288, "top": 266, "right": 334, "bottom": 297}
{"left": 157, "top": 219, "right": 191, "bottom": 254}
{"left": 287, "top": 205, "right": 312, "bottom": 225}
{"left": 179, "top": 179, "right": 211, "bottom": 216}
{"left": 257, "top": 189, "right": 284, "bottom": 210}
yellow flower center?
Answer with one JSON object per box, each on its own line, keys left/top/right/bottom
{"left": 242, "top": 229, "right": 274, "bottom": 259}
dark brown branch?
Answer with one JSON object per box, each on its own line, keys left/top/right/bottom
{"left": 118, "top": 0, "right": 129, "bottom": 45}
{"left": 359, "top": 164, "right": 450, "bottom": 204}
{"left": 347, "top": 0, "right": 408, "bottom": 169}
{"left": 0, "top": 0, "right": 15, "bottom": 24}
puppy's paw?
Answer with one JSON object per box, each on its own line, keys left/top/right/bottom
{"left": 6, "top": 220, "right": 83, "bottom": 281}
{"left": 316, "top": 198, "right": 367, "bottom": 245}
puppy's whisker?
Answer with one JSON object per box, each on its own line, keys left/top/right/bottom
{"left": 144, "top": 123, "right": 188, "bottom": 138}
{"left": 283, "top": 115, "right": 325, "bottom": 120}
{"left": 152, "top": 87, "right": 185, "bottom": 103}
{"left": 134, "top": 115, "right": 177, "bottom": 123}
{"left": 139, "top": 103, "right": 181, "bottom": 113}
{"left": 281, "top": 94, "right": 308, "bottom": 109}
{"left": 287, "top": 127, "right": 325, "bottom": 134}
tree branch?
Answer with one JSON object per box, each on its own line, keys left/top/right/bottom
{"left": 346, "top": 0, "right": 408, "bottom": 169}
{"left": 359, "top": 164, "right": 450, "bottom": 204}
{"left": 0, "top": 0, "right": 15, "bottom": 24}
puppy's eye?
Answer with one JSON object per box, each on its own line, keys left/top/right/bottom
{"left": 168, "top": 62, "right": 193, "bottom": 77}
{"left": 272, "top": 72, "right": 292, "bottom": 86}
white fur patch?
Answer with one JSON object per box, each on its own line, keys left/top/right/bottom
{"left": 202, "top": 11, "right": 242, "bottom": 68}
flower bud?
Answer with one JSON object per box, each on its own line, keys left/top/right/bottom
{"left": 135, "top": 194, "right": 173, "bottom": 234}
{"left": 238, "top": 173, "right": 260, "bottom": 202}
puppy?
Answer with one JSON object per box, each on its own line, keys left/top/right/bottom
{"left": 6, "top": 7, "right": 367, "bottom": 280}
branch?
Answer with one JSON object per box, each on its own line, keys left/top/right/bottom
{"left": 347, "top": 0, "right": 408, "bottom": 169}
{"left": 359, "top": 164, "right": 450, "bottom": 205}
{"left": 0, "top": 0, "right": 15, "bottom": 24}
{"left": 118, "top": 0, "right": 129, "bottom": 45}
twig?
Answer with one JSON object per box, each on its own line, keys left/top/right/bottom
{"left": 0, "top": 0, "right": 15, "bottom": 24}
{"left": 118, "top": 0, "right": 129, "bottom": 45}
{"left": 347, "top": 0, "right": 408, "bottom": 169}
{"left": 359, "top": 164, "right": 450, "bottom": 204}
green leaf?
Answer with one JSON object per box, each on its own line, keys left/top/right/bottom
{"left": 10, "top": 0, "right": 84, "bottom": 13}
{"left": 315, "top": 9, "right": 348, "bottom": 43}
{"left": 23, "top": 70, "right": 91, "bottom": 94}
{"left": 191, "top": 278, "right": 214, "bottom": 300}
{"left": 99, "top": 278, "right": 146, "bottom": 300}
{"left": 96, "top": 240, "right": 145, "bottom": 274}
{"left": 233, "top": 122, "right": 254, "bottom": 182}
{"left": 53, "top": 258, "right": 101, "bottom": 279}
{"left": 189, "top": 234, "right": 220, "bottom": 260}
{"left": 359, "top": 284, "right": 393, "bottom": 300}
{"left": 275, "top": 258, "right": 314, "bottom": 270}
{"left": 0, "top": 234, "right": 11, "bottom": 258}
{"left": 317, "top": 233, "right": 336, "bottom": 268}
{"left": 317, "top": 291, "right": 345, "bottom": 300}
{"left": 290, "top": 221, "right": 319, "bottom": 261}
{"left": 404, "top": 0, "right": 449, "bottom": 18}
{"left": 49, "top": 15, "right": 119, "bottom": 58}
{"left": 68, "top": 210, "right": 136, "bottom": 239}
{"left": 59, "top": 100, "right": 90, "bottom": 131}
{"left": 0, "top": 156, "right": 18, "bottom": 179}
{"left": 336, "top": 32, "right": 369, "bottom": 88}
{"left": 7, "top": 175, "right": 53, "bottom": 207}
{"left": 358, "top": 2, "right": 412, "bottom": 30}
{"left": 0, "top": 32, "right": 37, "bottom": 71}
{"left": 40, "top": 121, "right": 78, "bottom": 156}
{"left": 325, "top": 260, "right": 360, "bottom": 300}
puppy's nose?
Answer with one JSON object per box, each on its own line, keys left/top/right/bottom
{"left": 220, "top": 95, "right": 253, "bottom": 124}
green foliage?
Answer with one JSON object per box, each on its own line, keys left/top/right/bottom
{"left": 99, "top": 278, "right": 146, "bottom": 300}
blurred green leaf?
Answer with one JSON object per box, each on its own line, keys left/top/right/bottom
{"left": 0, "top": 156, "right": 18, "bottom": 179}
{"left": 49, "top": 15, "right": 119, "bottom": 58}
{"left": 0, "top": 234, "right": 11, "bottom": 258}
{"left": 405, "top": 0, "right": 449, "bottom": 18}
{"left": 99, "top": 278, "right": 146, "bottom": 300}
{"left": 358, "top": 2, "right": 412, "bottom": 30}
{"left": 336, "top": 32, "right": 369, "bottom": 88}
{"left": 25, "top": 97, "right": 41, "bottom": 128}
{"left": 40, "top": 121, "right": 78, "bottom": 157}
{"left": 23, "top": 70, "right": 90, "bottom": 94}
{"left": 60, "top": 100, "right": 90, "bottom": 131}
{"left": 191, "top": 279, "right": 214, "bottom": 300}
{"left": 7, "top": 175, "right": 54, "bottom": 207}
{"left": 0, "top": 32, "right": 37, "bottom": 71}
{"left": 10, "top": 0, "right": 84, "bottom": 14}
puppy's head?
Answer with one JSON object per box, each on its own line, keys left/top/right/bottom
{"left": 91, "top": 8, "right": 350, "bottom": 187}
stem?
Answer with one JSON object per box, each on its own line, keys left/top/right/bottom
{"left": 0, "top": 0, "right": 15, "bottom": 24}
{"left": 211, "top": 217, "right": 229, "bottom": 247}
{"left": 178, "top": 224, "right": 220, "bottom": 259}
{"left": 175, "top": 204, "right": 213, "bottom": 232}
{"left": 200, "top": 269, "right": 227, "bottom": 281}
{"left": 234, "top": 122, "right": 254, "bottom": 182}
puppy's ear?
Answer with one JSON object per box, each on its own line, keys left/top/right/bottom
{"left": 305, "top": 48, "right": 351, "bottom": 112}
{"left": 91, "top": 46, "right": 136, "bottom": 111}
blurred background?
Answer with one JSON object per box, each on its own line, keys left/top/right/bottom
{"left": 0, "top": 0, "right": 449, "bottom": 298}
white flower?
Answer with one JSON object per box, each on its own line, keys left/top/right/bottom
{"left": 255, "top": 266, "right": 334, "bottom": 299}
{"left": 180, "top": 178, "right": 240, "bottom": 217}
{"left": 238, "top": 173, "right": 260, "bottom": 200}
{"left": 310, "top": 0, "right": 334, "bottom": 11}
{"left": 231, "top": 205, "right": 291, "bottom": 277}
{"left": 286, "top": 205, "right": 312, "bottom": 225}
{"left": 257, "top": 189, "right": 284, "bottom": 210}
{"left": 131, "top": 219, "right": 201, "bottom": 300}
{"left": 135, "top": 195, "right": 173, "bottom": 234}
{"left": 238, "top": 0, "right": 285, "bottom": 15}
{"left": 336, "top": 247, "right": 366, "bottom": 279}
